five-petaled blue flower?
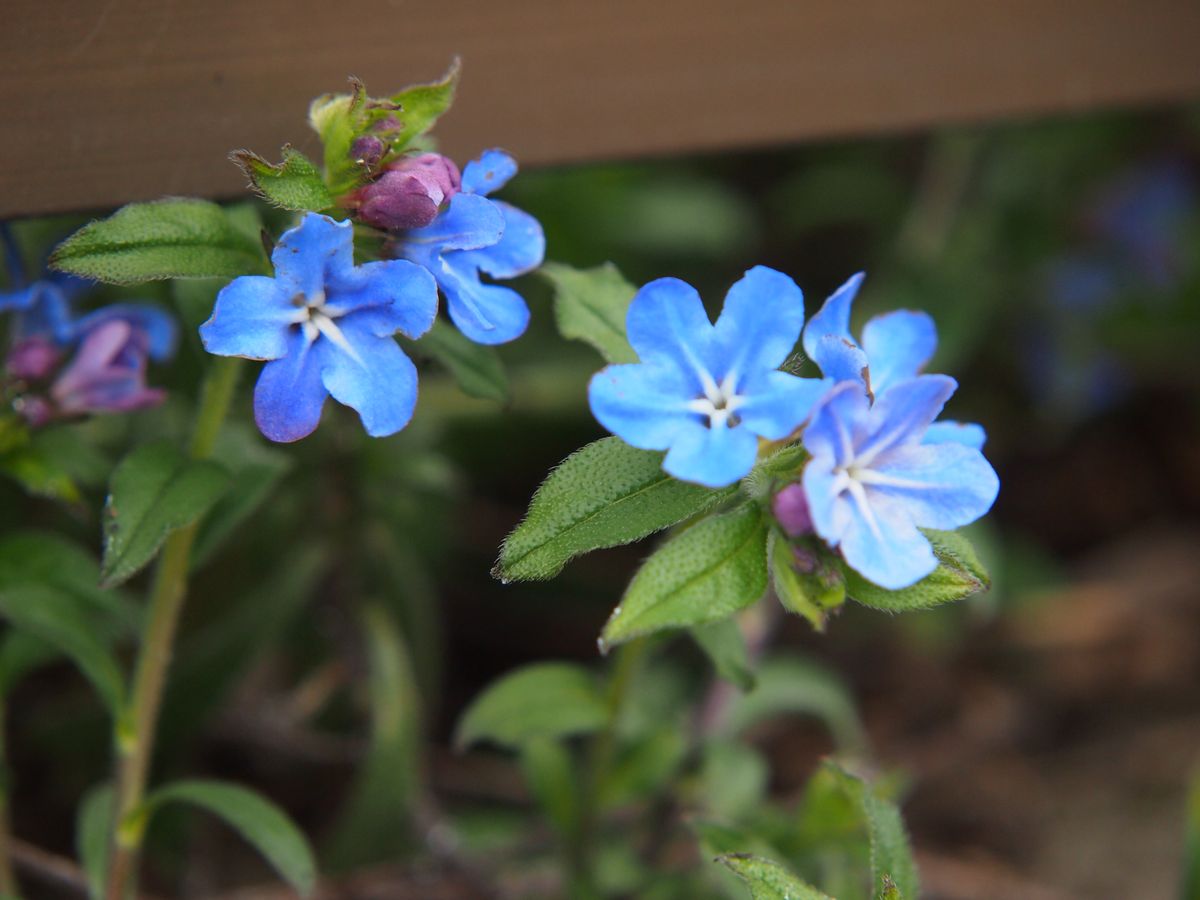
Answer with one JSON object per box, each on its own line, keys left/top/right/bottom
{"left": 395, "top": 149, "right": 544, "bottom": 346}
{"left": 589, "top": 267, "right": 830, "bottom": 488}
{"left": 200, "top": 212, "right": 438, "bottom": 443}
{"left": 803, "top": 273, "right": 985, "bottom": 448}
{"left": 801, "top": 376, "right": 999, "bottom": 590}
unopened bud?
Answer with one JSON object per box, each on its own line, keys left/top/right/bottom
{"left": 348, "top": 153, "right": 461, "bottom": 231}
{"left": 772, "top": 483, "right": 814, "bottom": 537}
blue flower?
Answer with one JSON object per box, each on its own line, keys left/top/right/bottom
{"left": 200, "top": 212, "right": 438, "bottom": 443}
{"left": 802, "top": 272, "right": 985, "bottom": 449}
{"left": 589, "top": 267, "right": 830, "bottom": 488}
{"left": 801, "top": 376, "right": 999, "bottom": 589}
{"left": 1, "top": 223, "right": 89, "bottom": 343}
{"left": 395, "top": 150, "right": 544, "bottom": 345}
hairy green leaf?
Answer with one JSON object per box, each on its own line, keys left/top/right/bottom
{"left": 718, "top": 854, "right": 834, "bottom": 900}
{"left": 601, "top": 502, "right": 768, "bottom": 650}
{"left": 455, "top": 662, "right": 608, "bottom": 750}
{"left": 101, "top": 442, "right": 230, "bottom": 588}
{"left": 541, "top": 261, "right": 638, "bottom": 364}
{"left": 769, "top": 531, "right": 845, "bottom": 631}
{"left": 496, "top": 437, "right": 735, "bottom": 582}
{"left": 825, "top": 762, "right": 918, "bottom": 900}
{"left": 231, "top": 146, "right": 334, "bottom": 212}
{"left": 49, "top": 199, "right": 266, "bottom": 283}
{"left": 843, "top": 529, "right": 990, "bottom": 612}
{"left": 691, "top": 618, "right": 756, "bottom": 691}
{"left": 77, "top": 783, "right": 113, "bottom": 900}
{"left": 406, "top": 319, "right": 509, "bottom": 403}
{"left": 0, "top": 585, "right": 124, "bottom": 712}
{"left": 144, "top": 780, "right": 316, "bottom": 896}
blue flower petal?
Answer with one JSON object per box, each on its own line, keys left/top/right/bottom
{"left": 811, "top": 334, "right": 870, "bottom": 387}
{"left": 736, "top": 370, "right": 831, "bottom": 440}
{"left": 837, "top": 490, "right": 939, "bottom": 590}
{"left": 437, "top": 255, "right": 530, "bottom": 345}
{"left": 662, "top": 419, "right": 760, "bottom": 488}
{"left": 326, "top": 258, "right": 438, "bottom": 339}
{"left": 462, "top": 150, "right": 518, "bottom": 196}
{"left": 253, "top": 330, "right": 327, "bottom": 442}
{"left": 0, "top": 285, "right": 37, "bottom": 314}
{"left": 802, "top": 272, "right": 864, "bottom": 363}
{"left": 625, "top": 278, "right": 715, "bottom": 390}
{"left": 588, "top": 363, "right": 694, "bottom": 450}
{"left": 869, "top": 442, "right": 999, "bottom": 530}
{"left": 860, "top": 310, "right": 937, "bottom": 395}
{"left": 457, "top": 202, "right": 545, "bottom": 279}
{"left": 272, "top": 214, "right": 354, "bottom": 301}
{"left": 319, "top": 317, "right": 419, "bottom": 437}
{"left": 74, "top": 303, "right": 177, "bottom": 360}
{"left": 200, "top": 275, "right": 293, "bottom": 361}
{"left": 802, "top": 381, "right": 872, "bottom": 469}
{"left": 923, "top": 420, "right": 986, "bottom": 449}
{"left": 403, "top": 194, "right": 505, "bottom": 254}
{"left": 711, "top": 266, "right": 805, "bottom": 378}
{"left": 858, "top": 375, "right": 957, "bottom": 462}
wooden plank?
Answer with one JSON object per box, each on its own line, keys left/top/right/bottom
{"left": 1, "top": 0, "right": 1198, "bottom": 219}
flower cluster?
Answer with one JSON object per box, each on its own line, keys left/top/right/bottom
{"left": 1, "top": 230, "right": 176, "bottom": 426}
{"left": 588, "top": 269, "right": 999, "bottom": 590}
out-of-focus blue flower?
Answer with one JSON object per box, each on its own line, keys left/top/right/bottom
{"left": 50, "top": 317, "right": 168, "bottom": 420}
{"left": 1, "top": 223, "right": 88, "bottom": 343}
{"left": 802, "top": 272, "right": 985, "bottom": 449}
{"left": 801, "top": 377, "right": 999, "bottom": 589}
{"left": 200, "top": 212, "right": 437, "bottom": 443}
{"left": 589, "top": 267, "right": 830, "bottom": 488}
{"left": 395, "top": 150, "right": 544, "bottom": 345}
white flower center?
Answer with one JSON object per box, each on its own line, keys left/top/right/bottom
{"left": 287, "top": 290, "right": 363, "bottom": 364}
{"left": 686, "top": 373, "right": 744, "bottom": 429}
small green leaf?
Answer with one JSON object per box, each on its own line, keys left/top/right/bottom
{"left": 0, "top": 585, "right": 125, "bottom": 712}
{"left": 769, "top": 532, "right": 845, "bottom": 631}
{"left": 77, "top": 783, "right": 113, "bottom": 900}
{"left": 843, "top": 529, "right": 990, "bottom": 612}
{"left": 406, "top": 319, "right": 509, "bottom": 402}
{"left": 383, "top": 60, "right": 461, "bottom": 156}
{"left": 0, "top": 442, "right": 80, "bottom": 502}
{"left": 49, "top": 199, "right": 267, "bottom": 284}
{"left": 496, "top": 437, "right": 736, "bottom": 582}
{"left": 726, "top": 655, "right": 867, "bottom": 753}
{"left": 601, "top": 502, "right": 768, "bottom": 650}
{"left": 824, "top": 762, "right": 918, "bottom": 900}
{"left": 699, "top": 740, "right": 769, "bottom": 821}
{"left": 101, "top": 441, "right": 230, "bottom": 588}
{"left": 455, "top": 662, "right": 608, "bottom": 750}
{"left": 519, "top": 737, "right": 580, "bottom": 838}
{"left": 143, "top": 780, "right": 316, "bottom": 896}
{"left": 231, "top": 146, "right": 334, "bottom": 212}
{"left": 540, "top": 261, "right": 638, "bottom": 364}
{"left": 691, "top": 618, "right": 756, "bottom": 690}
{"left": 718, "top": 854, "right": 834, "bottom": 900}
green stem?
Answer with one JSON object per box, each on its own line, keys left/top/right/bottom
{"left": 0, "top": 696, "right": 18, "bottom": 896}
{"left": 571, "top": 637, "right": 651, "bottom": 896}
{"left": 106, "top": 357, "right": 241, "bottom": 900}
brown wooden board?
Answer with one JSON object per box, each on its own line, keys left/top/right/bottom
{"left": 2, "top": 0, "right": 1199, "bottom": 218}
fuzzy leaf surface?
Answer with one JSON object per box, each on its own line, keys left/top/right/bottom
{"left": 718, "top": 854, "right": 834, "bottom": 900}
{"left": 825, "top": 762, "right": 918, "bottom": 900}
{"left": 496, "top": 437, "right": 735, "bottom": 582}
{"left": 541, "top": 261, "right": 638, "bottom": 364}
{"left": 231, "top": 147, "right": 334, "bottom": 212}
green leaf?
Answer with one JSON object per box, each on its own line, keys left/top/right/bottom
{"left": 0, "top": 442, "right": 80, "bottom": 502}
{"left": 406, "top": 319, "right": 509, "bottom": 402}
{"left": 519, "top": 737, "right": 580, "bottom": 838}
{"left": 77, "top": 783, "right": 113, "bottom": 900}
{"left": 1184, "top": 768, "right": 1200, "bottom": 900}
{"left": 455, "top": 662, "right": 608, "bottom": 750}
{"left": 725, "top": 655, "right": 867, "bottom": 754}
{"left": 49, "top": 199, "right": 267, "bottom": 284}
{"left": 496, "top": 437, "right": 736, "bottom": 582}
{"left": 825, "top": 762, "right": 918, "bottom": 900}
{"left": 843, "top": 529, "right": 990, "bottom": 612}
{"left": 699, "top": 740, "right": 768, "bottom": 821}
{"left": 231, "top": 146, "right": 334, "bottom": 212}
{"left": 540, "top": 261, "right": 638, "bottom": 364}
{"left": 144, "top": 780, "right": 316, "bottom": 896}
{"left": 718, "top": 854, "right": 834, "bottom": 900}
{"left": 101, "top": 441, "right": 230, "bottom": 588}
{"left": 191, "top": 427, "right": 293, "bottom": 569}
{"left": 691, "top": 618, "right": 756, "bottom": 691}
{"left": 600, "top": 502, "right": 768, "bottom": 650}
{"left": 383, "top": 60, "right": 461, "bottom": 156}
{"left": 599, "top": 727, "right": 687, "bottom": 810}
{"left": 326, "top": 604, "right": 421, "bottom": 869}
{"left": 769, "top": 532, "right": 845, "bottom": 632}
{"left": 0, "top": 585, "right": 125, "bottom": 712}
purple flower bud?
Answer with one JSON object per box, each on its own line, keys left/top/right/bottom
{"left": 6, "top": 336, "right": 62, "bottom": 380}
{"left": 349, "top": 136, "right": 386, "bottom": 170}
{"left": 772, "top": 482, "right": 814, "bottom": 537}
{"left": 51, "top": 319, "right": 165, "bottom": 417}
{"left": 349, "top": 153, "right": 462, "bottom": 231}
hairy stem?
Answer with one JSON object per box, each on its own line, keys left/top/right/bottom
{"left": 106, "top": 357, "right": 241, "bottom": 900}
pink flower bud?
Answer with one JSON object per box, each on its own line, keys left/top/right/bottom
{"left": 772, "top": 483, "right": 813, "bottom": 537}
{"left": 349, "top": 153, "right": 462, "bottom": 231}
{"left": 51, "top": 319, "right": 165, "bottom": 417}
{"left": 6, "top": 336, "right": 62, "bottom": 381}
